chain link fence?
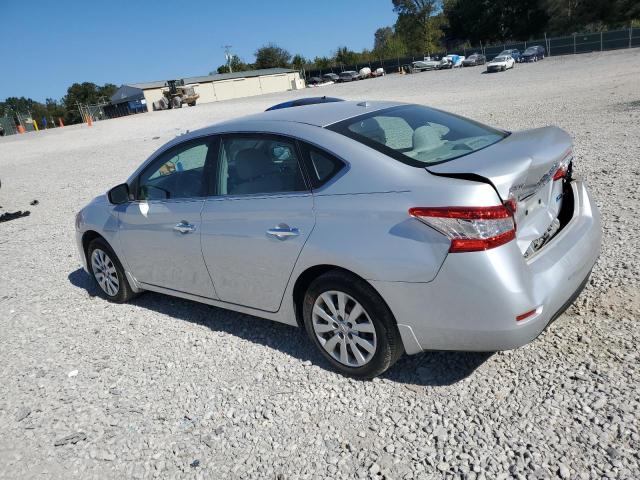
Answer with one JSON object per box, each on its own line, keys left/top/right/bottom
{"left": 304, "top": 27, "right": 639, "bottom": 80}
{"left": 0, "top": 116, "right": 17, "bottom": 136}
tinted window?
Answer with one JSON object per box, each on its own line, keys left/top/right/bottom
{"left": 327, "top": 105, "right": 507, "bottom": 166}
{"left": 300, "top": 144, "right": 345, "bottom": 188}
{"left": 217, "top": 136, "right": 307, "bottom": 195}
{"left": 138, "top": 139, "right": 212, "bottom": 200}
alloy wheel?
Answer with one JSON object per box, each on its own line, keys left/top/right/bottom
{"left": 91, "top": 248, "right": 120, "bottom": 297}
{"left": 312, "top": 290, "right": 377, "bottom": 367}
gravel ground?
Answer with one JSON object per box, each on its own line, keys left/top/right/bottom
{"left": 1, "top": 49, "right": 639, "bottom": 479}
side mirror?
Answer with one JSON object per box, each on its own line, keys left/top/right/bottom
{"left": 108, "top": 183, "right": 130, "bottom": 205}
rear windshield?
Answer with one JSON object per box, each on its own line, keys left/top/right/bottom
{"left": 326, "top": 105, "right": 507, "bottom": 166}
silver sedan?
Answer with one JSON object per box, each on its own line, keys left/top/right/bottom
{"left": 75, "top": 101, "right": 602, "bottom": 378}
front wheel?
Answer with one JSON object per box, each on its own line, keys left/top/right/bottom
{"left": 303, "top": 271, "right": 403, "bottom": 378}
{"left": 88, "top": 238, "right": 136, "bottom": 303}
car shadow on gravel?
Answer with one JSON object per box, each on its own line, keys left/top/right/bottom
{"left": 69, "top": 268, "right": 491, "bottom": 386}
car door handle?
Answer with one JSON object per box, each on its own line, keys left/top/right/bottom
{"left": 173, "top": 221, "right": 196, "bottom": 234}
{"left": 266, "top": 225, "right": 300, "bottom": 240}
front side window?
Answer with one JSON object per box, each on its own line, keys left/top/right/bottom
{"left": 327, "top": 105, "right": 507, "bottom": 166}
{"left": 216, "top": 135, "right": 307, "bottom": 195}
{"left": 138, "top": 138, "right": 212, "bottom": 200}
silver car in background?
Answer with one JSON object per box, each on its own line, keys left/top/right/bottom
{"left": 75, "top": 101, "right": 601, "bottom": 378}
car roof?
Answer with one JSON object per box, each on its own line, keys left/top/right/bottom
{"left": 265, "top": 96, "right": 344, "bottom": 111}
{"left": 213, "top": 100, "right": 403, "bottom": 129}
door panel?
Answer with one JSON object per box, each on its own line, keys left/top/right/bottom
{"left": 200, "top": 193, "right": 314, "bottom": 311}
{"left": 116, "top": 135, "right": 218, "bottom": 298}
{"left": 199, "top": 133, "right": 314, "bottom": 312}
{"left": 118, "top": 200, "right": 216, "bottom": 298}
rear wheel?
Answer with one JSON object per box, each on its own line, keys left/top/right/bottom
{"left": 87, "top": 238, "right": 136, "bottom": 303}
{"left": 157, "top": 98, "right": 168, "bottom": 110}
{"left": 303, "top": 271, "right": 403, "bottom": 378}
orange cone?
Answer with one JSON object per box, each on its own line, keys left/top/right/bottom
{"left": 87, "top": 115, "right": 93, "bottom": 127}
{"left": 58, "top": 117, "right": 64, "bottom": 127}
{"left": 17, "top": 125, "right": 25, "bottom": 134}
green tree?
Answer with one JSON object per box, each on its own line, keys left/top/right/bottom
{"left": 334, "top": 46, "right": 359, "bottom": 66}
{"left": 312, "top": 56, "right": 333, "bottom": 69}
{"left": 291, "top": 54, "right": 308, "bottom": 70}
{"left": 373, "top": 26, "right": 408, "bottom": 61}
{"left": 0, "top": 96, "right": 67, "bottom": 128}
{"left": 254, "top": 43, "right": 292, "bottom": 69}
{"left": 544, "top": 0, "right": 620, "bottom": 34}
{"left": 213, "top": 55, "right": 250, "bottom": 74}
{"left": 393, "top": 0, "right": 445, "bottom": 54}
{"left": 445, "top": 0, "right": 548, "bottom": 44}
{"left": 62, "top": 82, "right": 115, "bottom": 124}
{"left": 374, "top": 26, "right": 395, "bottom": 51}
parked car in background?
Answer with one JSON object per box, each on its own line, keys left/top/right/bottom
{"left": 439, "top": 54, "right": 465, "bottom": 69}
{"left": 265, "top": 97, "right": 344, "bottom": 111}
{"left": 307, "top": 77, "right": 323, "bottom": 87}
{"left": 521, "top": 46, "right": 545, "bottom": 62}
{"left": 77, "top": 100, "right": 601, "bottom": 378}
{"left": 358, "top": 67, "right": 372, "bottom": 79}
{"left": 338, "top": 71, "right": 360, "bottom": 82}
{"left": 412, "top": 57, "right": 440, "bottom": 72}
{"left": 497, "top": 49, "right": 521, "bottom": 62}
{"left": 486, "top": 55, "right": 516, "bottom": 72}
{"left": 371, "top": 67, "right": 385, "bottom": 77}
{"left": 322, "top": 73, "right": 340, "bottom": 83}
{"left": 462, "top": 53, "right": 486, "bottom": 66}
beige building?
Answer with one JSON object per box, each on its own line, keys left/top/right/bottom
{"left": 124, "top": 68, "right": 305, "bottom": 110}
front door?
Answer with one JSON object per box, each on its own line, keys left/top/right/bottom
{"left": 200, "top": 134, "right": 315, "bottom": 312}
{"left": 118, "top": 136, "right": 217, "bottom": 299}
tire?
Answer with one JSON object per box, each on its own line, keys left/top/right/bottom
{"left": 303, "top": 270, "right": 403, "bottom": 378}
{"left": 501, "top": 66, "right": 506, "bottom": 71}
{"left": 87, "top": 238, "right": 136, "bottom": 303}
{"left": 171, "top": 96, "right": 182, "bottom": 109}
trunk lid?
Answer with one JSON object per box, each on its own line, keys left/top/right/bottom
{"left": 427, "top": 126, "right": 573, "bottom": 256}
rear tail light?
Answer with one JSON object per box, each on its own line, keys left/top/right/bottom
{"left": 553, "top": 165, "right": 568, "bottom": 181}
{"left": 409, "top": 204, "right": 516, "bottom": 253}
{"left": 553, "top": 148, "right": 573, "bottom": 181}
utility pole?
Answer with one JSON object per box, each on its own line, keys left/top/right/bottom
{"left": 223, "top": 45, "right": 233, "bottom": 73}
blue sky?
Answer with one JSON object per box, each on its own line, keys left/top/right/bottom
{"left": 2, "top": 0, "right": 397, "bottom": 102}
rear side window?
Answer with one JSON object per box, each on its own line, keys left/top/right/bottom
{"left": 216, "top": 135, "right": 307, "bottom": 195}
{"left": 327, "top": 105, "right": 507, "bottom": 167}
{"left": 299, "top": 143, "right": 345, "bottom": 189}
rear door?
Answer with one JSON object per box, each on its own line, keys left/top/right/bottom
{"left": 200, "top": 134, "right": 315, "bottom": 312}
{"left": 118, "top": 137, "right": 217, "bottom": 298}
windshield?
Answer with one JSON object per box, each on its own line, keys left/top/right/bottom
{"left": 524, "top": 47, "right": 537, "bottom": 54}
{"left": 493, "top": 56, "right": 508, "bottom": 62}
{"left": 327, "top": 105, "right": 507, "bottom": 166}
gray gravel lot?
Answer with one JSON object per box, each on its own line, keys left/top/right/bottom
{"left": 1, "top": 49, "right": 639, "bottom": 479}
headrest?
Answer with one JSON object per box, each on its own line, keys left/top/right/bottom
{"left": 235, "top": 149, "right": 272, "bottom": 181}
{"left": 357, "top": 118, "right": 386, "bottom": 144}
{"left": 412, "top": 124, "right": 446, "bottom": 152}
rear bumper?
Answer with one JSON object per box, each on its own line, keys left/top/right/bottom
{"left": 373, "top": 180, "right": 602, "bottom": 354}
